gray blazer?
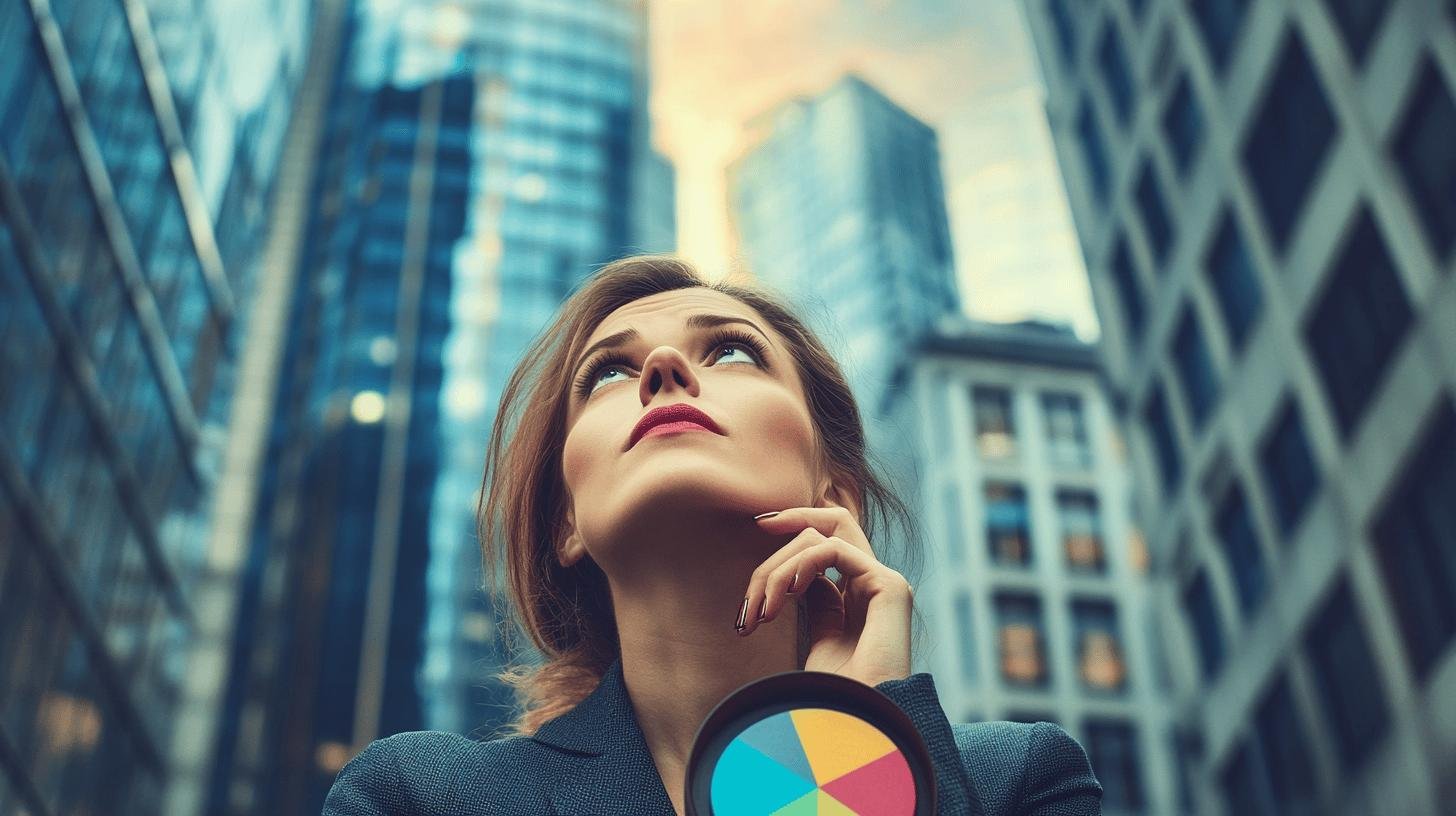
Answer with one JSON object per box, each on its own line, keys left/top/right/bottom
{"left": 323, "top": 659, "right": 1102, "bottom": 815}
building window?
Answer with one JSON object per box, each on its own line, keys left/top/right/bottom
{"left": 1183, "top": 570, "right": 1225, "bottom": 681}
{"left": 1393, "top": 59, "right": 1456, "bottom": 260}
{"left": 1162, "top": 72, "right": 1204, "bottom": 178}
{"left": 1072, "top": 599, "right": 1126, "bottom": 693}
{"left": 1305, "top": 577, "right": 1390, "bottom": 771}
{"left": 1373, "top": 400, "right": 1456, "bottom": 680}
{"left": 1048, "top": 0, "right": 1080, "bottom": 69}
{"left": 942, "top": 482, "right": 967, "bottom": 566}
{"left": 1241, "top": 32, "right": 1336, "bottom": 251}
{"left": 1058, "top": 490, "right": 1105, "bottom": 574}
{"left": 1076, "top": 101, "right": 1111, "bottom": 204}
{"left": 972, "top": 386, "right": 1017, "bottom": 458}
{"left": 1109, "top": 235, "right": 1145, "bottom": 345}
{"left": 1172, "top": 308, "right": 1219, "bottom": 428}
{"left": 1255, "top": 675, "right": 1318, "bottom": 812}
{"left": 1216, "top": 483, "right": 1267, "bottom": 617}
{"left": 1303, "top": 207, "right": 1412, "bottom": 438}
{"left": 1135, "top": 162, "right": 1173, "bottom": 265}
{"left": 1084, "top": 718, "right": 1145, "bottom": 811}
{"left": 1219, "top": 741, "right": 1272, "bottom": 816}
{"left": 954, "top": 592, "right": 979, "bottom": 684}
{"left": 1143, "top": 383, "right": 1181, "bottom": 492}
{"left": 1259, "top": 400, "right": 1319, "bottom": 536}
{"left": 994, "top": 593, "right": 1048, "bottom": 687}
{"left": 1042, "top": 392, "right": 1091, "bottom": 468}
{"left": 1325, "top": 0, "right": 1391, "bottom": 65}
{"left": 985, "top": 483, "right": 1032, "bottom": 567}
{"left": 1190, "top": 0, "right": 1252, "bottom": 72}
{"left": 1204, "top": 210, "right": 1263, "bottom": 353}
{"left": 1097, "top": 24, "right": 1136, "bottom": 127}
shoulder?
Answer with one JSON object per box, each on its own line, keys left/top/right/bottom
{"left": 322, "top": 730, "right": 554, "bottom": 816}
{"left": 951, "top": 721, "right": 1103, "bottom": 816}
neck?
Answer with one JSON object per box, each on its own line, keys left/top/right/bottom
{"left": 605, "top": 506, "right": 802, "bottom": 811}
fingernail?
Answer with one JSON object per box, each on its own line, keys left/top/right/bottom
{"left": 788, "top": 572, "right": 798, "bottom": 593}
{"left": 735, "top": 597, "right": 749, "bottom": 631}
{"left": 752, "top": 511, "right": 780, "bottom": 520}
{"left": 757, "top": 597, "right": 767, "bottom": 622}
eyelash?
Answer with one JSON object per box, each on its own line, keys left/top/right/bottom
{"left": 572, "top": 328, "right": 770, "bottom": 397}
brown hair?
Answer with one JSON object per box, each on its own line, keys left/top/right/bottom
{"left": 477, "top": 254, "right": 923, "bottom": 737}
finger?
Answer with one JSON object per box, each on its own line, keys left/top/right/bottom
{"left": 739, "top": 527, "right": 827, "bottom": 635}
{"left": 803, "top": 574, "right": 846, "bottom": 636}
{"left": 744, "top": 537, "right": 887, "bottom": 635}
{"left": 755, "top": 505, "right": 872, "bottom": 554}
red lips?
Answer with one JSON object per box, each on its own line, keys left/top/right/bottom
{"left": 628, "top": 403, "right": 724, "bottom": 449}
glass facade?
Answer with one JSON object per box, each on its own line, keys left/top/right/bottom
{"left": 1162, "top": 72, "right": 1204, "bottom": 178}
{"left": 1109, "top": 234, "right": 1145, "bottom": 344}
{"left": 1203, "top": 210, "right": 1262, "bottom": 353}
{"left": 1392, "top": 59, "right": 1456, "bottom": 260}
{"left": 1258, "top": 400, "right": 1319, "bottom": 536}
{"left": 1304, "top": 578, "right": 1390, "bottom": 771}
{"left": 1, "top": 0, "right": 312, "bottom": 811}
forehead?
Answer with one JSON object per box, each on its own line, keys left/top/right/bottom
{"left": 583, "top": 287, "right": 769, "bottom": 344}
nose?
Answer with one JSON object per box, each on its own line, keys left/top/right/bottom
{"left": 638, "top": 345, "right": 701, "bottom": 405}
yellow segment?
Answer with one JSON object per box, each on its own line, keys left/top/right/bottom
{"left": 789, "top": 708, "right": 896, "bottom": 784}
{"left": 816, "top": 790, "right": 859, "bottom": 815}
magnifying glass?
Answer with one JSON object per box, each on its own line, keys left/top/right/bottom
{"left": 684, "top": 670, "right": 937, "bottom": 815}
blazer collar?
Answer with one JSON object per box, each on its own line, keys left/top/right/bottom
{"left": 530, "top": 658, "right": 677, "bottom": 814}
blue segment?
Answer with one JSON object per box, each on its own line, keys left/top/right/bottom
{"left": 737, "top": 712, "right": 816, "bottom": 784}
{"left": 710, "top": 739, "right": 817, "bottom": 815}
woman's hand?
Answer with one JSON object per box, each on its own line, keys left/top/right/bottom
{"left": 737, "top": 501, "right": 913, "bottom": 687}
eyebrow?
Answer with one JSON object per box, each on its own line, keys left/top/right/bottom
{"left": 573, "top": 313, "right": 775, "bottom": 375}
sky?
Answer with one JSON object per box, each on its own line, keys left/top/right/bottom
{"left": 648, "top": 0, "right": 1101, "bottom": 339}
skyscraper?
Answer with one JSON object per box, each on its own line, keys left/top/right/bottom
{"left": 386, "top": 0, "right": 670, "bottom": 738}
{"left": 889, "top": 317, "right": 1178, "bottom": 815}
{"left": 1023, "top": 1, "right": 1456, "bottom": 812}
{"left": 199, "top": 63, "right": 478, "bottom": 814}
{"left": 0, "top": 0, "right": 313, "bottom": 812}
{"left": 728, "top": 74, "right": 959, "bottom": 417}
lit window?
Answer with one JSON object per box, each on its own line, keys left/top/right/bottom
{"left": 1058, "top": 490, "right": 1105, "bottom": 574}
{"left": 1072, "top": 599, "right": 1126, "bottom": 693}
{"left": 995, "top": 593, "right": 1048, "bottom": 687}
{"left": 985, "top": 483, "right": 1032, "bottom": 567}
{"left": 973, "top": 386, "right": 1017, "bottom": 459}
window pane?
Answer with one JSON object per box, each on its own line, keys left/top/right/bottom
{"left": 1259, "top": 400, "right": 1319, "bottom": 535}
{"left": 1219, "top": 740, "right": 1274, "bottom": 816}
{"left": 1143, "top": 383, "right": 1182, "bottom": 492}
{"left": 1109, "top": 234, "right": 1145, "bottom": 344}
{"left": 1072, "top": 599, "right": 1126, "bottom": 693}
{"left": 1058, "top": 489, "right": 1105, "bottom": 574}
{"left": 1240, "top": 32, "right": 1336, "bottom": 251}
{"left": 985, "top": 482, "right": 1032, "bottom": 567}
{"left": 1324, "top": 0, "right": 1391, "bottom": 65}
{"left": 1135, "top": 162, "right": 1173, "bottom": 265}
{"left": 1204, "top": 210, "right": 1263, "bottom": 352}
{"left": 1255, "top": 676, "right": 1318, "bottom": 813}
{"left": 1084, "top": 718, "right": 1145, "bottom": 810}
{"left": 1183, "top": 570, "right": 1224, "bottom": 680}
{"left": 973, "top": 386, "right": 1016, "bottom": 459}
{"left": 1042, "top": 392, "right": 1091, "bottom": 468}
{"left": 1392, "top": 59, "right": 1456, "bottom": 260}
{"left": 1077, "top": 101, "right": 1111, "bottom": 204}
{"left": 1304, "top": 578, "right": 1390, "bottom": 770}
{"left": 1163, "top": 72, "right": 1204, "bottom": 177}
{"left": 1097, "top": 24, "right": 1135, "bottom": 127}
{"left": 1172, "top": 308, "right": 1219, "bottom": 428}
{"left": 1373, "top": 401, "right": 1456, "bottom": 679}
{"left": 1190, "top": 0, "right": 1252, "bottom": 71}
{"left": 1303, "top": 208, "right": 1412, "bottom": 438}
{"left": 1216, "top": 483, "right": 1267, "bottom": 617}
{"left": 995, "top": 593, "right": 1048, "bottom": 687}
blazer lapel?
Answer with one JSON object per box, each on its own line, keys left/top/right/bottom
{"left": 531, "top": 659, "right": 677, "bottom": 815}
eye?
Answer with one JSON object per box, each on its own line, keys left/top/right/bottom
{"left": 712, "top": 342, "right": 758, "bottom": 365}
{"left": 593, "top": 364, "right": 630, "bottom": 388}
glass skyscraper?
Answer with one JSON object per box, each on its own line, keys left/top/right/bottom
{"left": 728, "top": 74, "right": 960, "bottom": 418}
{"left": 1023, "top": 1, "right": 1456, "bottom": 813}
{"left": 384, "top": 0, "right": 671, "bottom": 738}
{"left": 0, "top": 0, "right": 313, "bottom": 812}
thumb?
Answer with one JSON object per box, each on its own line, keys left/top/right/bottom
{"left": 804, "top": 573, "right": 845, "bottom": 641}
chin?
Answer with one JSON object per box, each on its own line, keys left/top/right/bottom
{"left": 594, "top": 460, "right": 801, "bottom": 535}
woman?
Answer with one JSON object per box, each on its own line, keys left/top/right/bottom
{"left": 323, "top": 256, "right": 1102, "bottom": 815}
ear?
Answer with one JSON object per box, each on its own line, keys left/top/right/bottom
{"left": 814, "top": 475, "right": 863, "bottom": 523}
{"left": 557, "top": 509, "right": 588, "bottom": 568}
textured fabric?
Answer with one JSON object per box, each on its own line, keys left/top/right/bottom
{"left": 323, "top": 659, "right": 1102, "bottom": 815}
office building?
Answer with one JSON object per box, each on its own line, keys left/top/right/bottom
{"left": 0, "top": 0, "right": 314, "bottom": 813}
{"left": 1022, "top": 1, "right": 1456, "bottom": 812}
{"left": 891, "top": 318, "right": 1178, "bottom": 815}
{"left": 728, "top": 74, "right": 960, "bottom": 418}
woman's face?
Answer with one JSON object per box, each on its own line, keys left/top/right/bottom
{"left": 558, "top": 287, "right": 824, "bottom": 568}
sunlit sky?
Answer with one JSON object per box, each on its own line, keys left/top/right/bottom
{"left": 649, "top": 0, "right": 1100, "bottom": 339}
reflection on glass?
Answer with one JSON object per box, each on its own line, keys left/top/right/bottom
{"left": 985, "top": 482, "right": 1031, "bottom": 567}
